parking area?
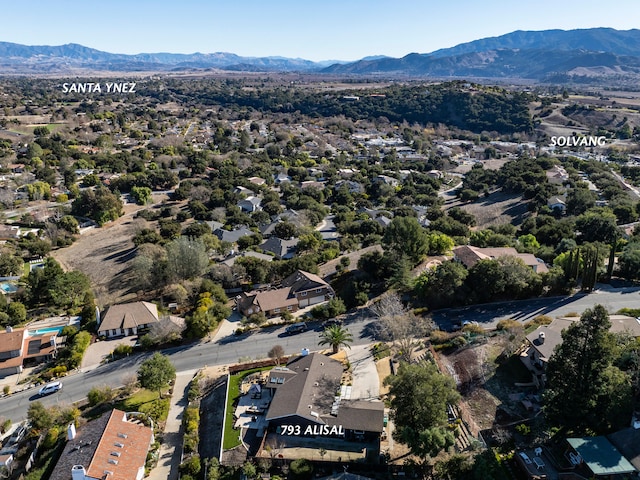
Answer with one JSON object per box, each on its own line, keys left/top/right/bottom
{"left": 80, "top": 336, "right": 137, "bottom": 371}
{"left": 346, "top": 344, "right": 379, "bottom": 400}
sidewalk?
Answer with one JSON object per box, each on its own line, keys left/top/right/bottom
{"left": 148, "top": 369, "right": 198, "bottom": 480}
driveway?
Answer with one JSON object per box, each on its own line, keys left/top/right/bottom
{"left": 81, "top": 336, "right": 137, "bottom": 372}
{"left": 346, "top": 344, "right": 379, "bottom": 400}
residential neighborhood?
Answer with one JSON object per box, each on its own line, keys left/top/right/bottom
{"left": 2, "top": 20, "right": 640, "bottom": 480}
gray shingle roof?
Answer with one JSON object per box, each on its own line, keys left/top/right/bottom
{"left": 99, "top": 302, "right": 159, "bottom": 333}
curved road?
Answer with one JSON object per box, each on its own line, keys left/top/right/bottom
{"left": 3, "top": 285, "right": 640, "bottom": 423}
{"left": 0, "top": 316, "right": 375, "bottom": 424}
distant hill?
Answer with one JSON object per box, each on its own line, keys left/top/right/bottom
{"left": 323, "top": 28, "right": 640, "bottom": 81}
{"left": 2, "top": 28, "right": 640, "bottom": 81}
{"left": 0, "top": 41, "right": 331, "bottom": 73}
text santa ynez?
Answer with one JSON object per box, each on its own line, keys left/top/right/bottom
{"left": 280, "top": 424, "right": 344, "bottom": 436}
{"left": 61, "top": 82, "right": 136, "bottom": 93}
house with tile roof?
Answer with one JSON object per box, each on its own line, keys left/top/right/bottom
{"left": 97, "top": 302, "right": 160, "bottom": 338}
{"left": 0, "top": 326, "right": 58, "bottom": 378}
{"left": 49, "top": 409, "right": 153, "bottom": 480}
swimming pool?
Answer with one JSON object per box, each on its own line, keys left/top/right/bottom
{"left": 0, "top": 283, "right": 18, "bottom": 293}
{"left": 29, "top": 326, "right": 64, "bottom": 336}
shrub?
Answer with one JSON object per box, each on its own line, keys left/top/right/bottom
{"left": 248, "top": 312, "right": 267, "bottom": 326}
{"left": 496, "top": 319, "right": 521, "bottom": 331}
{"left": 532, "top": 314, "right": 553, "bottom": 324}
{"left": 452, "top": 336, "right": 467, "bottom": 348}
{"left": 87, "top": 386, "right": 115, "bottom": 407}
{"left": 179, "top": 455, "right": 201, "bottom": 477}
{"left": 515, "top": 423, "right": 531, "bottom": 436}
{"left": 43, "top": 426, "right": 59, "bottom": 449}
{"left": 139, "top": 398, "right": 170, "bottom": 424}
{"left": 289, "top": 458, "right": 313, "bottom": 480}
{"left": 113, "top": 344, "right": 133, "bottom": 358}
{"left": 462, "top": 324, "right": 484, "bottom": 335}
{"left": 3, "top": 385, "right": 9, "bottom": 395}
{"left": 430, "top": 330, "right": 451, "bottom": 344}
{"left": 1, "top": 419, "right": 10, "bottom": 433}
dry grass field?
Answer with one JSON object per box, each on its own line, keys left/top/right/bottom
{"left": 51, "top": 196, "right": 169, "bottom": 307}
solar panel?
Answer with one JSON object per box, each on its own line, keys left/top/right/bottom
{"left": 27, "top": 340, "right": 41, "bottom": 355}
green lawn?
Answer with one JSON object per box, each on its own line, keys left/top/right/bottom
{"left": 114, "top": 388, "right": 170, "bottom": 424}
{"left": 223, "top": 366, "right": 272, "bottom": 450}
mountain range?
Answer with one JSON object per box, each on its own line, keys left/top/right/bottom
{"left": 1, "top": 28, "right": 640, "bottom": 81}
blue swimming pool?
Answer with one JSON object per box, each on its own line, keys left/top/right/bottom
{"left": 29, "top": 326, "right": 64, "bottom": 336}
{"left": 0, "top": 283, "right": 18, "bottom": 293}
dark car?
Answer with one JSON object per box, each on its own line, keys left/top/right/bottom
{"left": 285, "top": 322, "right": 307, "bottom": 335}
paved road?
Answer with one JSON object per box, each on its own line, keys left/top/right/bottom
{"left": 432, "top": 285, "right": 640, "bottom": 331}
{"left": 4, "top": 285, "right": 640, "bottom": 423}
{"left": 316, "top": 214, "right": 339, "bottom": 241}
{"left": 0, "top": 317, "right": 375, "bottom": 424}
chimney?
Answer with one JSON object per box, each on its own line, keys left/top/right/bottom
{"left": 71, "top": 465, "right": 86, "bottom": 480}
{"left": 68, "top": 423, "right": 77, "bottom": 440}
{"left": 538, "top": 332, "right": 546, "bottom": 344}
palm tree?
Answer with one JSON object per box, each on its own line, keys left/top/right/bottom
{"left": 318, "top": 325, "right": 353, "bottom": 354}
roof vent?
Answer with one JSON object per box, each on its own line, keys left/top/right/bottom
{"left": 117, "top": 432, "right": 128, "bottom": 439}
{"left": 539, "top": 332, "right": 546, "bottom": 344}
{"left": 110, "top": 452, "right": 121, "bottom": 457}
{"left": 108, "top": 459, "right": 118, "bottom": 465}
{"left": 114, "top": 442, "right": 124, "bottom": 448}
{"left": 71, "top": 465, "right": 86, "bottom": 480}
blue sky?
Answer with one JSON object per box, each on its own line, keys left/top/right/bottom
{"left": 4, "top": 0, "right": 639, "bottom": 61}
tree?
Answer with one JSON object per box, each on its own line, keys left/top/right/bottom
{"left": 130, "top": 186, "right": 152, "bottom": 205}
{"left": 137, "top": 352, "right": 176, "bottom": 399}
{"left": 414, "top": 260, "right": 467, "bottom": 309}
{"left": 318, "top": 325, "right": 353, "bottom": 354}
{"left": 370, "top": 292, "right": 432, "bottom": 361}
{"left": 575, "top": 211, "right": 618, "bottom": 244}
{"left": 27, "top": 401, "right": 53, "bottom": 433}
{"left": 618, "top": 241, "right": 640, "bottom": 280}
{"left": 0, "top": 253, "right": 23, "bottom": 277}
{"left": 384, "top": 362, "right": 460, "bottom": 457}
{"left": 268, "top": 345, "right": 285, "bottom": 366}
{"left": 383, "top": 216, "right": 429, "bottom": 265}
{"left": 543, "top": 305, "right": 630, "bottom": 433}
{"left": 71, "top": 186, "right": 123, "bottom": 225}
{"left": 273, "top": 221, "right": 297, "bottom": 240}
{"left": 566, "top": 187, "right": 596, "bottom": 216}
{"left": 165, "top": 237, "right": 209, "bottom": 282}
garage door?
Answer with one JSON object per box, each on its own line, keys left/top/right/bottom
{"left": 308, "top": 296, "right": 325, "bottom": 306}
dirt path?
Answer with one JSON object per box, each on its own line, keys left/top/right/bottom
{"left": 51, "top": 197, "right": 167, "bottom": 307}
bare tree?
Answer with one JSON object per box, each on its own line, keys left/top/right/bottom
{"left": 268, "top": 345, "right": 285, "bottom": 366}
{"left": 370, "top": 292, "right": 433, "bottom": 362}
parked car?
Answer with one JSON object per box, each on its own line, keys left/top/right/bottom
{"left": 38, "top": 381, "right": 62, "bottom": 397}
{"left": 285, "top": 322, "right": 307, "bottom": 335}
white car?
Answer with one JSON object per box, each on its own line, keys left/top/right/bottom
{"left": 38, "top": 381, "right": 62, "bottom": 396}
